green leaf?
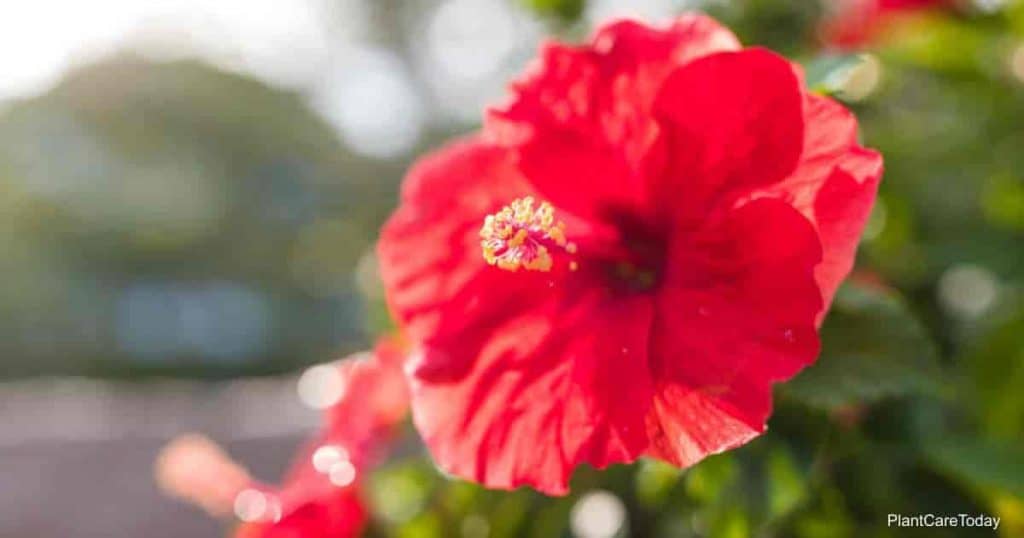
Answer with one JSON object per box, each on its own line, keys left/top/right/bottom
{"left": 709, "top": 507, "right": 750, "bottom": 538}
{"left": 397, "top": 513, "right": 445, "bottom": 538}
{"left": 924, "top": 437, "right": 1024, "bottom": 499}
{"left": 981, "top": 173, "right": 1024, "bottom": 232}
{"left": 487, "top": 494, "right": 531, "bottom": 538}
{"left": 792, "top": 486, "right": 855, "bottom": 538}
{"left": 767, "top": 447, "right": 807, "bottom": 519}
{"left": 877, "top": 13, "right": 991, "bottom": 74}
{"left": 635, "top": 458, "right": 683, "bottom": 508}
{"left": 965, "top": 303, "right": 1024, "bottom": 438}
{"left": 520, "top": 0, "right": 584, "bottom": 21}
{"left": 685, "top": 453, "right": 739, "bottom": 504}
{"left": 783, "top": 282, "right": 944, "bottom": 409}
{"left": 368, "top": 461, "right": 433, "bottom": 524}
{"left": 803, "top": 54, "right": 867, "bottom": 96}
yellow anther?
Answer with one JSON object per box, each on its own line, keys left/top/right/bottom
{"left": 508, "top": 229, "right": 529, "bottom": 248}
{"left": 480, "top": 197, "right": 575, "bottom": 272}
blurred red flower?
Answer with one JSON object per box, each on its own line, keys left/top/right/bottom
{"left": 379, "top": 14, "right": 882, "bottom": 495}
{"left": 157, "top": 341, "right": 409, "bottom": 538}
{"left": 235, "top": 339, "right": 409, "bottom": 538}
{"left": 232, "top": 466, "right": 367, "bottom": 538}
{"left": 821, "top": 0, "right": 952, "bottom": 48}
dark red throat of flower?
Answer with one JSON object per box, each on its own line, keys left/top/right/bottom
{"left": 479, "top": 197, "right": 578, "bottom": 272}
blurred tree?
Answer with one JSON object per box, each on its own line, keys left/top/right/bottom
{"left": 0, "top": 57, "right": 407, "bottom": 378}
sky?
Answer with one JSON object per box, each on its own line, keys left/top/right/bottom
{"left": 0, "top": 0, "right": 689, "bottom": 158}
{"left": 0, "top": 0, "right": 338, "bottom": 102}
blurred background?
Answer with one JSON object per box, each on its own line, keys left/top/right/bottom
{"left": 1, "top": 0, "right": 1023, "bottom": 536}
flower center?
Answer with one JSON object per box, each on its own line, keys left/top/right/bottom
{"left": 480, "top": 196, "right": 577, "bottom": 272}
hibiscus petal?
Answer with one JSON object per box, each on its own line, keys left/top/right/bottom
{"left": 486, "top": 15, "right": 740, "bottom": 222}
{"left": 408, "top": 289, "right": 654, "bottom": 495}
{"left": 652, "top": 48, "right": 806, "bottom": 224}
{"left": 759, "top": 94, "right": 883, "bottom": 314}
{"left": 648, "top": 198, "right": 823, "bottom": 466}
{"left": 591, "top": 16, "right": 742, "bottom": 67}
{"left": 811, "top": 150, "right": 882, "bottom": 306}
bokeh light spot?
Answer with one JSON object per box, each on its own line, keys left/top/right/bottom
{"left": 312, "top": 444, "right": 350, "bottom": 474}
{"left": 297, "top": 363, "right": 346, "bottom": 409}
{"left": 938, "top": 264, "right": 999, "bottom": 319}
{"left": 233, "top": 489, "right": 269, "bottom": 522}
{"left": 313, "top": 46, "right": 425, "bottom": 159}
{"left": 570, "top": 490, "right": 626, "bottom": 538}
{"left": 328, "top": 460, "right": 357, "bottom": 487}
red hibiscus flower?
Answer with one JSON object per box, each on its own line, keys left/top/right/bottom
{"left": 157, "top": 341, "right": 409, "bottom": 537}
{"left": 821, "top": 0, "right": 952, "bottom": 49}
{"left": 379, "top": 15, "right": 882, "bottom": 495}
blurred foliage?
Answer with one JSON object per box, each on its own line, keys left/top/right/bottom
{"left": 521, "top": 0, "right": 585, "bottom": 22}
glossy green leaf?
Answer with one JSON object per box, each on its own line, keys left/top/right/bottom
{"left": 925, "top": 437, "right": 1024, "bottom": 499}
{"left": 783, "top": 282, "right": 944, "bottom": 409}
